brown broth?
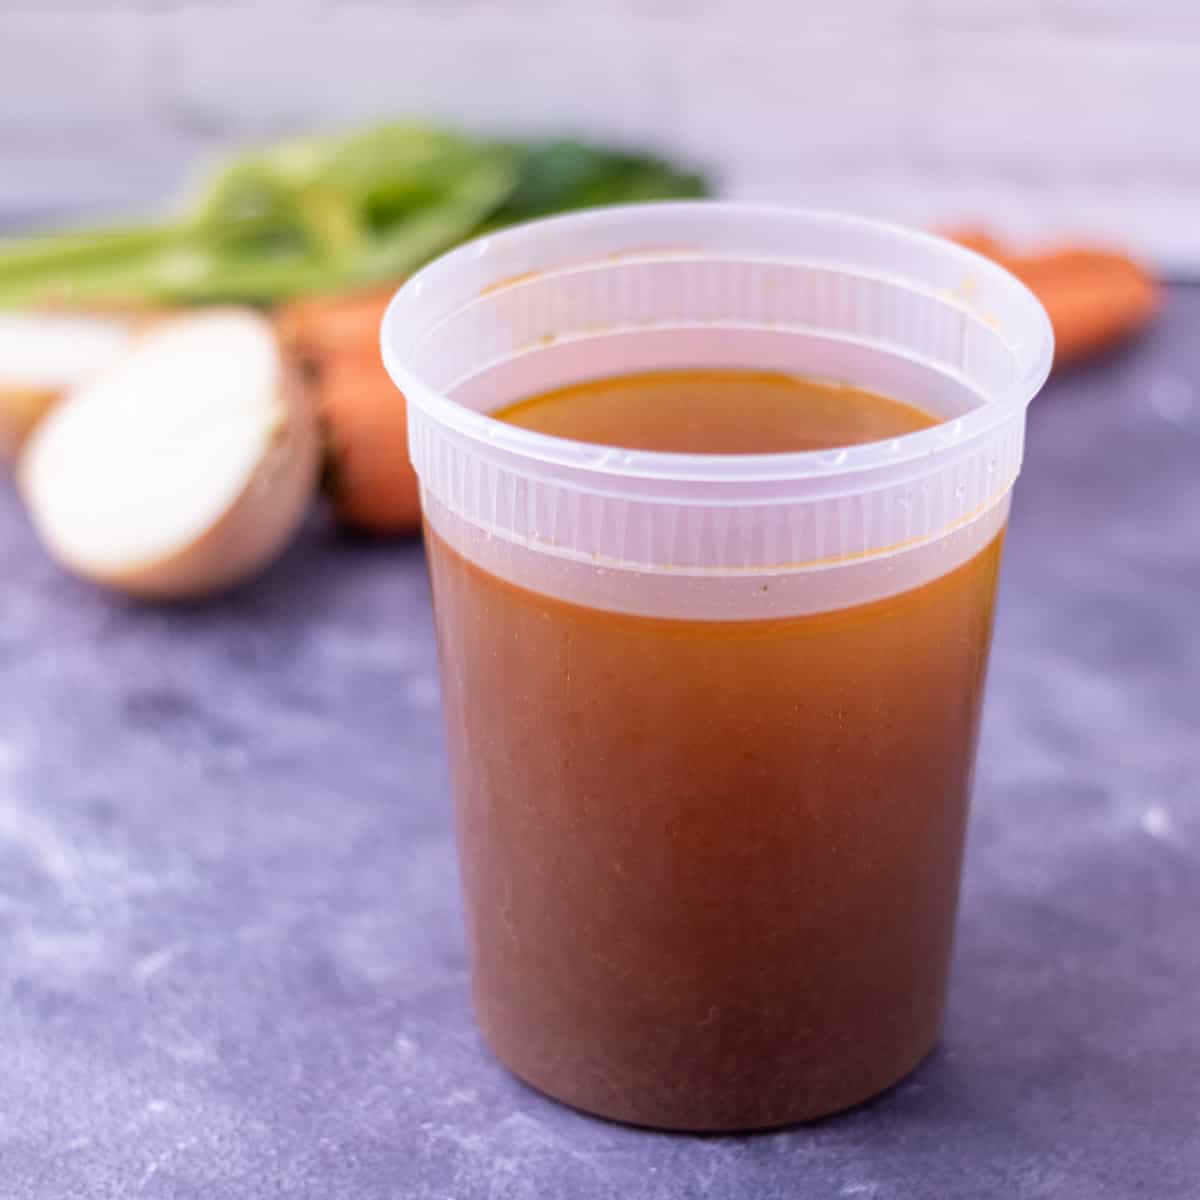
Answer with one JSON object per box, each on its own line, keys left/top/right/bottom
{"left": 426, "top": 370, "right": 1003, "bottom": 1130}
{"left": 496, "top": 368, "right": 940, "bottom": 453}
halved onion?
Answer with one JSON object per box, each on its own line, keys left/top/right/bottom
{"left": 19, "top": 309, "right": 319, "bottom": 599}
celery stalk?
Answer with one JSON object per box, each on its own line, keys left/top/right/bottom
{"left": 0, "top": 123, "right": 708, "bottom": 309}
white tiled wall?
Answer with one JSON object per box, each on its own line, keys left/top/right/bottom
{"left": 2, "top": 0, "right": 1198, "bottom": 270}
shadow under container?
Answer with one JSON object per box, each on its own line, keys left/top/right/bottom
{"left": 383, "top": 204, "right": 1053, "bottom": 1132}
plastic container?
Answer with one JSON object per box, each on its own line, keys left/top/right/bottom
{"left": 383, "top": 203, "right": 1053, "bottom": 1131}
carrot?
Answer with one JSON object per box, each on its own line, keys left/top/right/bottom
{"left": 942, "top": 229, "right": 1160, "bottom": 367}
{"left": 279, "top": 290, "right": 421, "bottom": 535}
{"left": 277, "top": 288, "right": 394, "bottom": 359}
{"left": 320, "top": 356, "right": 420, "bottom": 534}
{"left": 1008, "top": 249, "right": 1160, "bottom": 365}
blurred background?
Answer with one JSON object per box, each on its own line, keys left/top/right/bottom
{"left": 2, "top": 0, "right": 1197, "bottom": 270}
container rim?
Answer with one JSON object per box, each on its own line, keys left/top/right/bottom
{"left": 381, "top": 202, "right": 1054, "bottom": 484}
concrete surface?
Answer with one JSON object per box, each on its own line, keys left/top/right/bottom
{"left": 1, "top": 289, "right": 1198, "bottom": 1197}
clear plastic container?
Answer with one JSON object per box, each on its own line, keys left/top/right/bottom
{"left": 382, "top": 204, "right": 1053, "bottom": 1131}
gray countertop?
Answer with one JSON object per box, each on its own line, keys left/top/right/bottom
{"left": 2, "top": 289, "right": 1198, "bottom": 1199}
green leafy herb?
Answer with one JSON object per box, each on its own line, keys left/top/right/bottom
{"left": 0, "top": 123, "right": 709, "bottom": 308}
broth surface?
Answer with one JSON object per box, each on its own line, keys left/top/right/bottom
{"left": 496, "top": 368, "right": 939, "bottom": 453}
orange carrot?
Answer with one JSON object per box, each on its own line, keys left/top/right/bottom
{"left": 942, "top": 230, "right": 1160, "bottom": 367}
{"left": 320, "top": 356, "right": 421, "bottom": 534}
{"left": 279, "top": 290, "right": 422, "bottom": 535}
